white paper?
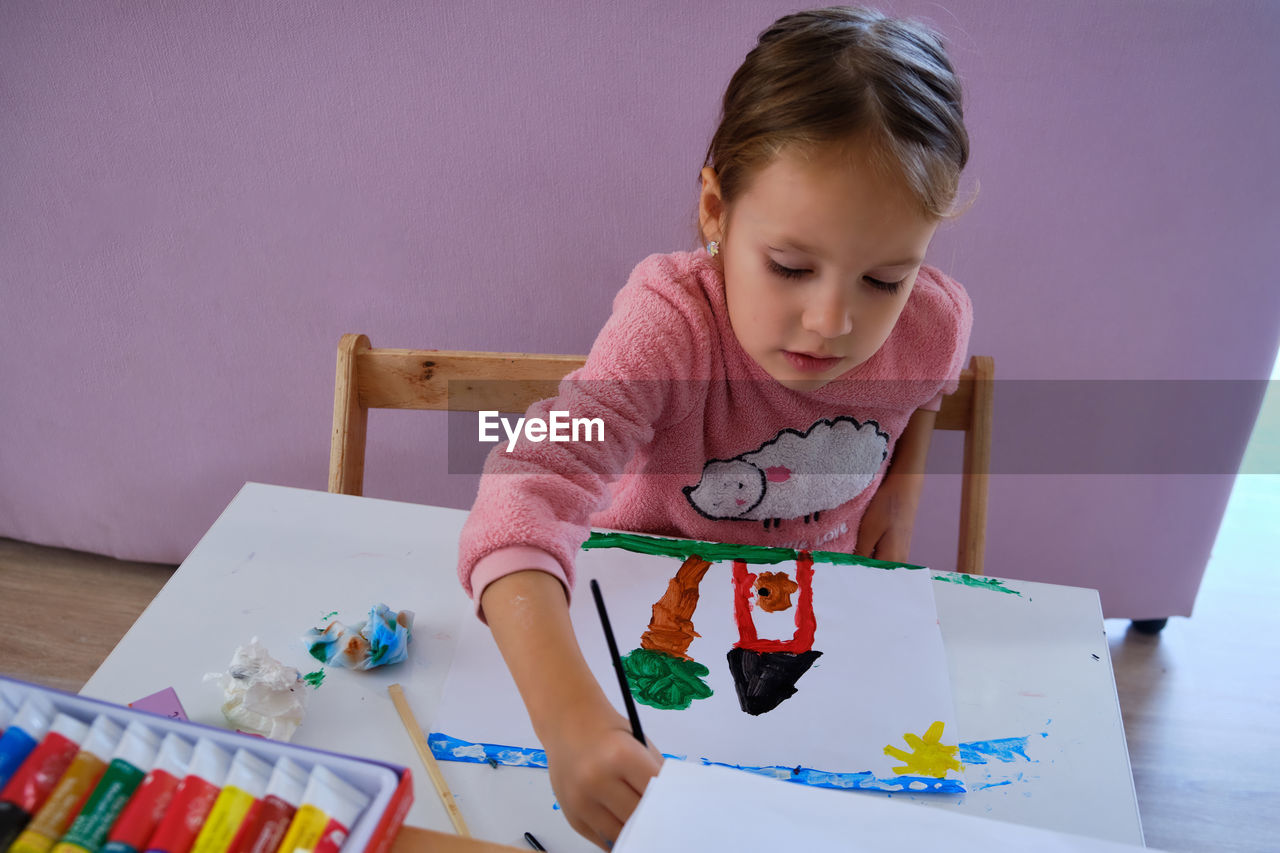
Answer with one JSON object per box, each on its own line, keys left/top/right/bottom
{"left": 616, "top": 759, "right": 1157, "bottom": 852}
{"left": 433, "top": 540, "right": 963, "bottom": 789}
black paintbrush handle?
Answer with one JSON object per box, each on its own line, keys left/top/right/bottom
{"left": 590, "top": 578, "right": 646, "bottom": 744}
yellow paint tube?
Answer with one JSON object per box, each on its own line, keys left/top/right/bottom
{"left": 274, "top": 767, "right": 369, "bottom": 853}
{"left": 186, "top": 750, "right": 271, "bottom": 853}
{"left": 51, "top": 720, "right": 161, "bottom": 853}
{"left": 9, "top": 716, "right": 125, "bottom": 853}
{"left": 224, "top": 756, "right": 307, "bottom": 853}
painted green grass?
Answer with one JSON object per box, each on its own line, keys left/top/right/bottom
{"left": 621, "top": 648, "right": 713, "bottom": 710}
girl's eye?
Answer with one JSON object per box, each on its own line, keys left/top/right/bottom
{"left": 766, "top": 258, "right": 809, "bottom": 279}
{"left": 864, "top": 276, "right": 905, "bottom": 294}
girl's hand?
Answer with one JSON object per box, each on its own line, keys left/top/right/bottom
{"left": 854, "top": 473, "right": 923, "bottom": 563}
{"left": 479, "top": 569, "right": 661, "bottom": 849}
{"left": 856, "top": 407, "right": 936, "bottom": 563}
{"left": 542, "top": 702, "right": 663, "bottom": 849}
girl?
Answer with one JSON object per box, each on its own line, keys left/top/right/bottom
{"left": 458, "top": 6, "right": 972, "bottom": 848}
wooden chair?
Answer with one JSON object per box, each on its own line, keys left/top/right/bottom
{"left": 329, "top": 333, "right": 993, "bottom": 574}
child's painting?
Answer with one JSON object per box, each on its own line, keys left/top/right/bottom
{"left": 431, "top": 533, "right": 965, "bottom": 792}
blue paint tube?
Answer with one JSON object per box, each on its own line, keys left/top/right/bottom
{"left": 0, "top": 696, "right": 56, "bottom": 789}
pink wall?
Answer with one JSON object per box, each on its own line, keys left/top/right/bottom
{"left": 3, "top": 1, "right": 1277, "bottom": 618}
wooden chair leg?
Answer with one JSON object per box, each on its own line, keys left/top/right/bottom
{"left": 956, "top": 355, "right": 994, "bottom": 575}
{"left": 329, "top": 333, "right": 371, "bottom": 496}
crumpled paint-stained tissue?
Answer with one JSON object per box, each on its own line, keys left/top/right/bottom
{"left": 304, "top": 603, "right": 414, "bottom": 671}
{"left": 204, "top": 638, "right": 308, "bottom": 741}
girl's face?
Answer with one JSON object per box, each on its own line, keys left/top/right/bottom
{"left": 701, "top": 143, "right": 939, "bottom": 392}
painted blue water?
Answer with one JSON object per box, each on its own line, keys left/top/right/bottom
{"left": 958, "top": 735, "right": 1043, "bottom": 765}
{"left": 425, "top": 731, "right": 1041, "bottom": 794}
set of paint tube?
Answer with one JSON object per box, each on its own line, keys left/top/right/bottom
{"left": 0, "top": 688, "right": 391, "bottom": 853}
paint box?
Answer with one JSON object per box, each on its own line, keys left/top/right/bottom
{"left": 0, "top": 677, "right": 412, "bottom": 853}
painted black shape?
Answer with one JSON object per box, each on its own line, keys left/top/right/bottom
{"left": 726, "top": 648, "right": 823, "bottom": 716}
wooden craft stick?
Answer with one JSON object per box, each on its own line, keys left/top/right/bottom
{"left": 387, "top": 683, "right": 471, "bottom": 837}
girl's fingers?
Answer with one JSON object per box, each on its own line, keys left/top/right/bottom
{"left": 621, "top": 744, "right": 663, "bottom": 798}
{"left": 567, "top": 816, "right": 612, "bottom": 852}
{"left": 877, "top": 528, "right": 912, "bottom": 562}
{"left": 597, "top": 774, "right": 643, "bottom": 829}
{"left": 854, "top": 517, "right": 883, "bottom": 556}
{"left": 565, "top": 814, "right": 595, "bottom": 847}
{"left": 574, "top": 800, "right": 625, "bottom": 850}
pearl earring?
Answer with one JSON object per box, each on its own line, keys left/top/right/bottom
{"left": 706, "top": 240, "right": 720, "bottom": 257}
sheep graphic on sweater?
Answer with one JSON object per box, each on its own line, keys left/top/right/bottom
{"left": 682, "top": 416, "right": 890, "bottom": 528}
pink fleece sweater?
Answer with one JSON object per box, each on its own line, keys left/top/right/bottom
{"left": 458, "top": 249, "right": 972, "bottom": 607}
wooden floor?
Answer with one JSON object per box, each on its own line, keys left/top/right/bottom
{"left": 0, "top": 538, "right": 176, "bottom": 693}
{"left": 2, "top": 479, "right": 1277, "bottom": 851}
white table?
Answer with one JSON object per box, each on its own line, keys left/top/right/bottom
{"left": 83, "top": 483, "right": 1143, "bottom": 850}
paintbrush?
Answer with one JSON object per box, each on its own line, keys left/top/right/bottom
{"left": 590, "top": 578, "right": 646, "bottom": 745}
{"left": 387, "top": 683, "right": 471, "bottom": 837}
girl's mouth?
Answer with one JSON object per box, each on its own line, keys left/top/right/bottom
{"left": 782, "top": 351, "right": 843, "bottom": 373}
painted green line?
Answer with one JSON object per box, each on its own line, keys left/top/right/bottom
{"left": 582, "top": 531, "right": 924, "bottom": 570}
{"left": 932, "top": 573, "right": 1022, "bottom": 595}
{"left": 583, "top": 531, "right": 1021, "bottom": 594}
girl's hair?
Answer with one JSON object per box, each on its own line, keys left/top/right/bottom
{"left": 703, "top": 6, "right": 969, "bottom": 226}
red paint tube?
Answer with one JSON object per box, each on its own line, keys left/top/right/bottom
{"left": 275, "top": 766, "right": 369, "bottom": 853}
{"left": 9, "top": 715, "right": 125, "bottom": 853}
{"left": 100, "top": 734, "right": 192, "bottom": 853}
{"left": 0, "top": 715, "right": 89, "bottom": 849}
{"left": 224, "top": 756, "right": 306, "bottom": 853}
{"left": 187, "top": 749, "right": 271, "bottom": 853}
{"left": 143, "top": 739, "right": 230, "bottom": 853}
{"left": 52, "top": 720, "right": 162, "bottom": 853}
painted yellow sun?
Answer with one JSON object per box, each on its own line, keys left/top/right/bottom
{"left": 884, "top": 720, "right": 963, "bottom": 778}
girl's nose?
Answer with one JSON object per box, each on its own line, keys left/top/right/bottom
{"left": 801, "top": 279, "right": 854, "bottom": 339}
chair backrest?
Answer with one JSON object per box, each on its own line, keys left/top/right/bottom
{"left": 329, "top": 333, "right": 993, "bottom": 574}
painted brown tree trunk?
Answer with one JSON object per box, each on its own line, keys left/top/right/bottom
{"left": 640, "top": 554, "right": 711, "bottom": 659}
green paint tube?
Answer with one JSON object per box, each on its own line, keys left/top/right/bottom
{"left": 100, "top": 732, "right": 192, "bottom": 853}
{"left": 52, "top": 721, "right": 161, "bottom": 853}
